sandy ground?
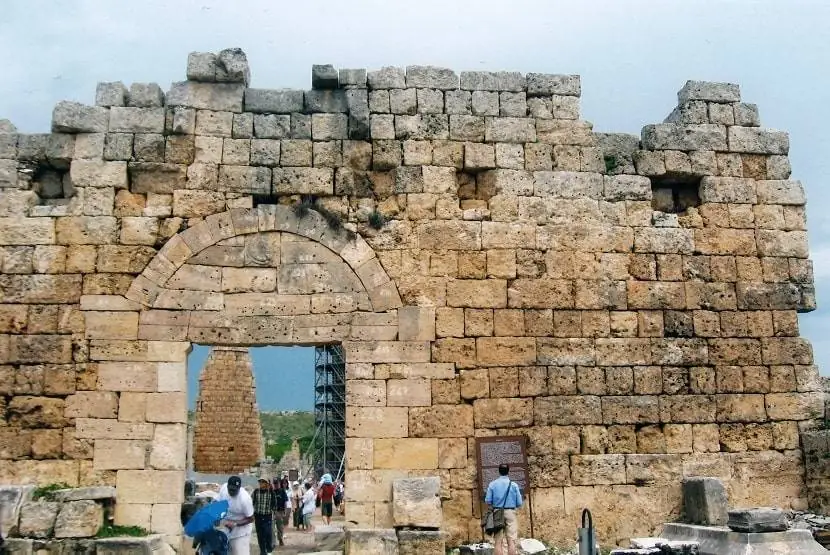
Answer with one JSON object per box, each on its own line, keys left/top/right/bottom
{"left": 249, "top": 511, "right": 343, "bottom": 554}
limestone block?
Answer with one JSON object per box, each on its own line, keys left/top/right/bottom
{"left": 54, "top": 500, "right": 104, "bottom": 538}
{"left": 96, "top": 361, "right": 158, "bottom": 392}
{"left": 127, "top": 83, "right": 164, "bottom": 108}
{"left": 345, "top": 528, "right": 399, "bottom": 555}
{"left": 536, "top": 120, "right": 595, "bottom": 146}
{"left": 19, "top": 501, "right": 60, "bottom": 538}
{"left": 146, "top": 392, "right": 187, "bottom": 423}
{"left": 756, "top": 229, "right": 808, "bottom": 257}
{"left": 726, "top": 507, "right": 786, "bottom": 533}
{"left": 115, "top": 470, "right": 184, "bottom": 504}
{"left": 128, "top": 162, "right": 187, "bottom": 193}
{"left": 96, "top": 81, "right": 127, "bottom": 106}
{"left": 374, "top": 438, "right": 439, "bottom": 470}
{"left": 728, "top": 127, "right": 789, "bottom": 154}
{"left": 217, "top": 165, "right": 270, "bottom": 194}
{"left": 7, "top": 396, "right": 66, "bottom": 428}
{"left": 397, "top": 306, "right": 435, "bottom": 341}
{"left": 387, "top": 378, "right": 431, "bottom": 407}
{"left": 464, "top": 142, "right": 495, "bottom": 171}
{"left": 476, "top": 337, "right": 535, "bottom": 366}
{"left": 765, "top": 392, "right": 823, "bottom": 420}
{"left": 0, "top": 190, "right": 37, "bottom": 217}
{"left": 347, "top": 406, "right": 408, "bottom": 438}
{"left": 109, "top": 107, "right": 164, "bottom": 133}
{"left": 69, "top": 159, "right": 127, "bottom": 188}
{"left": 634, "top": 228, "right": 695, "bottom": 256}
{"left": 84, "top": 311, "right": 138, "bottom": 340}
{"left": 221, "top": 267, "right": 277, "bottom": 293}
{"left": 601, "top": 396, "right": 660, "bottom": 424}
{"left": 641, "top": 124, "right": 727, "bottom": 151}
{"left": 409, "top": 405, "right": 473, "bottom": 438}
{"left": 272, "top": 167, "right": 333, "bottom": 194}
{"left": 678, "top": 80, "right": 740, "bottom": 103}
{"left": 150, "top": 424, "right": 186, "bottom": 470}
{"left": 571, "top": 454, "right": 626, "bottom": 485}
{"left": 64, "top": 391, "right": 118, "bottom": 419}
{"left": 446, "top": 279, "right": 505, "bottom": 308}
{"left": 347, "top": 380, "right": 386, "bottom": 407}
{"left": 756, "top": 179, "right": 805, "bottom": 205}
{"left": 473, "top": 398, "right": 533, "bottom": 428}
{"left": 392, "top": 476, "right": 442, "bottom": 527}
{"left": 485, "top": 117, "right": 536, "bottom": 143}
{"left": 535, "top": 395, "right": 601, "bottom": 425}
{"left": 52, "top": 101, "right": 109, "bottom": 133}
{"left": 682, "top": 477, "right": 728, "bottom": 525}
{"left": 534, "top": 171, "right": 602, "bottom": 198}
{"left": 166, "top": 81, "right": 245, "bottom": 112}
{"left": 398, "top": 530, "right": 445, "bottom": 555}
{"left": 93, "top": 439, "right": 146, "bottom": 470}
{"left": 604, "top": 175, "right": 651, "bottom": 201}
{"left": 526, "top": 73, "right": 581, "bottom": 96}
{"left": 312, "top": 113, "right": 348, "bottom": 140}
{"left": 0, "top": 217, "right": 55, "bottom": 245}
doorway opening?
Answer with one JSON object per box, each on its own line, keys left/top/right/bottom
{"left": 185, "top": 344, "right": 346, "bottom": 487}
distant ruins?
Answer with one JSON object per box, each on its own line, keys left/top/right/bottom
{"left": 192, "top": 347, "right": 263, "bottom": 473}
{"left": 0, "top": 47, "right": 822, "bottom": 548}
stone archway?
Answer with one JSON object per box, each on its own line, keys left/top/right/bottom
{"left": 85, "top": 205, "right": 434, "bottom": 543}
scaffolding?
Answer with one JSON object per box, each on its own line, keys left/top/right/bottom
{"left": 312, "top": 344, "right": 346, "bottom": 479}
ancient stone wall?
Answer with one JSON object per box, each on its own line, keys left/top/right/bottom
{"left": 192, "top": 347, "right": 262, "bottom": 473}
{"left": 0, "top": 47, "right": 823, "bottom": 548}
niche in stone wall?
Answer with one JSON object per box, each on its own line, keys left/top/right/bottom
{"left": 649, "top": 174, "right": 701, "bottom": 214}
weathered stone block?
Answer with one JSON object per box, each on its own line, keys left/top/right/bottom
{"left": 18, "top": 501, "right": 60, "bottom": 538}
{"left": 392, "top": 476, "right": 441, "bottom": 528}
{"left": 682, "top": 477, "right": 728, "bottom": 525}
{"left": 345, "top": 528, "right": 399, "bottom": 555}
{"left": 166, "top": 81, "right": 244, "bottom": 112}
{"left": 726, "top": 507, "right": 786, "bottom": 533}
{"left": 52, "top": 102, "right": 109, "bottom": 133}
{"left": 398, "top": 530, "right": 445, "bottom": 555}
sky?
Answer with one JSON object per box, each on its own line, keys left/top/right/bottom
{"left": 187, "top": 346, "right": 315, "bottom": 411}
{"left": 1, "top": 1, "right": 829, "bottom": 376}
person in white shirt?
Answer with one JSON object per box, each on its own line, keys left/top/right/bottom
{"left": 217, "top": 476, "right": 255, "bottom": 555}
{"left": 301, "top": 482, "right": 316, "bottom": 532}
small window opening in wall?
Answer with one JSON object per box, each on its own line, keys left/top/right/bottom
{"left": 21, "top": 161, "right": 74, "bottom": 202}
{"left": 252, "top": 194, "right": 280, "bottom": 206}
{"left": 649, "top": 175, "right": 701, "bottom": 214}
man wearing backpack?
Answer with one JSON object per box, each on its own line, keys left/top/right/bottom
{"left": 484, "top": 464, "right": 523, "bottom": 555}
{"left": 318, "top": 478, "right": 336, "bottom": 525}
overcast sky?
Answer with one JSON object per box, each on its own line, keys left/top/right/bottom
{"left": 2, "top": 0, "right": 829, "bottom": 374}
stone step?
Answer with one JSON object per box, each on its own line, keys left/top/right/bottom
{"left": 727, "top": 507, "right": 788, "bottom": 533}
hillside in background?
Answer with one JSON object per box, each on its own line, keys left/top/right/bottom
{"left": 261, "top": 411, "right": 315, "bottom": 463}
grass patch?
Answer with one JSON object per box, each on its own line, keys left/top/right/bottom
{"left": 32, "top": 483, "right": 72, "bottom": 501}
{"left": 96, "top": 524, "right": 150, "bottom": 538}
{"left": 604, "top": 154, "right": 620, "bottom": 174}
{"left": 368, "top": 210, "right": 387, "bottom": 230}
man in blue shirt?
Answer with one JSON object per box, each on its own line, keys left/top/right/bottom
{"left": 484, "top": 464, "right": 523, "bottom": 555}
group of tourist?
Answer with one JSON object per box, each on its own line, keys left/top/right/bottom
{"left": 214, "top": 472, "right": 345, "bottom": 555}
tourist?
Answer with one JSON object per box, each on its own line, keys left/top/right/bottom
{"left": 318, "top": 477, "right": 336, "bottom": 525}
{"left": 217, "top": 476, "right": 255, "bottom": 555}
{"left": 250, "top": 478, "right": 276, "bottom": 555}
{"left": 291, "top": 481, "right": 303, "bottom": 529}
{"left": 484, "top": 464, "right": 523, "bottom": 555}
{"left": 334, "top": 480, "right": 344, "bottom": 515}
{"left": 301, "top": 482, "right": 317, "bottom": 532}
{"left": 270, "top": 478, "right": 288, "bottom": 548}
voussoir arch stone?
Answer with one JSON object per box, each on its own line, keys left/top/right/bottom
{"left": 125, "top": 205, "right": 402, "bottom": 313}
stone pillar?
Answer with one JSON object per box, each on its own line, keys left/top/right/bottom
{"left": 192, "top": 347, "right": 263, "bottom": 473}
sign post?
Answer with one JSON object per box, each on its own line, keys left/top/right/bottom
{"left": 475, "top": 436, "right": 532, "bottom": 537}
